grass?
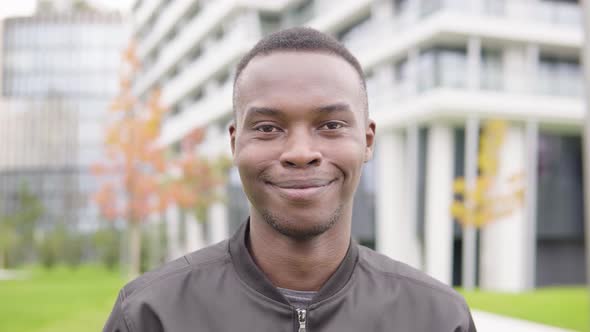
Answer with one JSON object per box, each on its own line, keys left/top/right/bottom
{"left": 1, "top": 266, "right": 587, "bottom": 331}
{"left": 0, "top": 265, "right": 125, "bottom": 332}
{"left": 460, "top": 286, "right": 589, "bottom": 332}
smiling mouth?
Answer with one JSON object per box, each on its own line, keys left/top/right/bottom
{"left": 266, "top": 179, "right": 336, "bottom": 202}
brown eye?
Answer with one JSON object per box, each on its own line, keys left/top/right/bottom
{"left": 255, "top": 125, "right": 280, "bottom": 133}
{"left": 320, "top": 122, "right": 344, "bottom": 130}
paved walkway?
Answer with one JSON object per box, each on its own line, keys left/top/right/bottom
{"left": 473, "top": 310, "right": 574, "bottom": 332}
{"left": 0, "top": 269, "right": 29, "bottom": 280}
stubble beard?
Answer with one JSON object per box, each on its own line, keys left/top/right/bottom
{"left": 259, "top": 203, "right": 344, "bottom": 241}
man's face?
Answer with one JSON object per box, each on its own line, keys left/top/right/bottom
{"left": 230, "top": 51, "right": 375, "bottom": 240}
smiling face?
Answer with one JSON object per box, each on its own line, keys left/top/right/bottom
{"left": 230, "top": 51, "right": 375, "bottom": 240}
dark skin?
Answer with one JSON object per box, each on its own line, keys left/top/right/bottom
{"left": 229, "top": 51, "right": 376, "bottom": 291}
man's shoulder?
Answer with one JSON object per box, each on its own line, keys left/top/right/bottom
{"left": 356, "top": 245, "right": 466, "bottom": 305}
{"left": 121, "top": 240, "right": 230, "bottom": 301}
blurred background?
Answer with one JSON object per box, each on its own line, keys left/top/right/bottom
{"left": 0, "top": 0, "right": 588, "bottom": 331}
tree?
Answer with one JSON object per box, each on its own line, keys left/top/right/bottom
{"left": 166, "top": 128, "right": 231, "bottom": 223}
{"left": 0, "top": 183, "right": 43, "bottom": 269}
{"left": 92, "top": 42, "right": 168, "bottom": 277}
{"left": 92, "top": 42, "right": 230, "bottom": 277}
{"left": 451, "top": 119, "right": 525, "bottom": 290}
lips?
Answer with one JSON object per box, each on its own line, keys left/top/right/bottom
{"left": 266, "top": 178, "right": 335, "bottom": 202}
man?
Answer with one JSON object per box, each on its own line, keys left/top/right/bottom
{"left": 103, "top": 27, "right": 477, "bottom": 332}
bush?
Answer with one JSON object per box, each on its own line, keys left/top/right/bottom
{"left": 92, "top": 227, "right": 121, "bottom": 270}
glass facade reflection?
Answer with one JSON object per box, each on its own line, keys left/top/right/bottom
{"left": 0, "top": 14, "right": 126, "bottom": 233}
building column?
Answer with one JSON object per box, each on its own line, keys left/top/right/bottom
{"left": 424, "top": 125, "right": 455, "bottom": 285}
{"left": 148, "top": 212, "right": 163, "bottom": 269}
{"left": 524, "top": 121, "right": 539, "bottom": 289}
{"left": 375, "top": 129, "right": 422, "bottom": 269}
{"left": 408, "top": 48, "right": 420, "bottom": 96}
{"left": 467, "top": 37, "right": 481, "bottom": 90}
{"left": 372, "top": 0, "right": 394, "bottom": 20}
{"left": 503, "top": 46, "right": 527, "bottom": 93}
{"left": 471, "top": 0, "right": 484, "bottom": 14}
{"left": 480, "top": 124, "right": 533, "bottom": 292}
{"left": 525, "top": 44, "right": 540, "bottom": 94}
{"left": 462, "top": 117, "right": 479, "bottom": 290}
{"left": 207, "top": 188, "right": 229, "bottom": 244}
{"left": 166, "top": 204, "right": 183, "bottom": 261}
{"left": 185, "top": 212, "right": 205, "bottom": 253}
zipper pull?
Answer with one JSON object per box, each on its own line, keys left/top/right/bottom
{"left": 296, "top": 308, "right": 307, "bottom": 332}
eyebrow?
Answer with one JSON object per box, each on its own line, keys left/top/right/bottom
{"left": 314, "top": 103, "right": 353, "bottom": 114}
{"left": 244, "top": 103, "right": 353, "bottom": 120}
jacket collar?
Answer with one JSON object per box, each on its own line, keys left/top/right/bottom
{"left": 228, "top": 219, "right": 359, "bottom": 306}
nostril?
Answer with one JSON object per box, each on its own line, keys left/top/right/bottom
{"left": 284, "top": 160, "right": 297, "bottom": 168}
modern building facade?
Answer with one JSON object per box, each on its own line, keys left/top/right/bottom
{"left": 0, "top": 10, "right": 126, "bottom": 233}
{"left": 129, "top": 0, "right": 585, "bottom": 291}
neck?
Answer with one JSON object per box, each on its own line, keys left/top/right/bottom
{"left": 248, "top": 213, "right": 351, "bottom": 292}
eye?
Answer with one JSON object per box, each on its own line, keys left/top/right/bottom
{"left": 319, "top": 121, "right": 345, "bottom": 130}
{"left": 255, "top": 124, "right": 281, "bottom": 133}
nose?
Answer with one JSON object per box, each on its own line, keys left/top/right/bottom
{"left": 279, "top": 128, "right": 322, "bottom": 168}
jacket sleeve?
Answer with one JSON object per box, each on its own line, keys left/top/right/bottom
{"left": 103, "top": 290, "right": 132, "bottom": 332}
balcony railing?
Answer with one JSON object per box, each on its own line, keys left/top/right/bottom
{"left": 396, "top": 0, "right": 582, "bottom": 28}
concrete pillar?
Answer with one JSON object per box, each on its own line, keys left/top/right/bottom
{"left": 467, "top": 37, "right": 481, "bottom": 90}
{"left": 480, "top": 124, "right": 531, "bottom": 292}
{"left": 372, "top": 0, "right": 394, "bottom": 20}
{"left": 412, "top": 0, "right": 422, "bottom": 21}
{"left": 166, "top": 204, "right": 182, "bottom": 261}
{"left": 503, "top": 46, "right": 527, "bottom": 93}
{"left": 372, "top": 63, "right": 395, "bottom": 113}
{"left": 207, "top": 193, "right": 229, "bottom": 244}
{"left": 525, "top": 44, "right": 539, "bottom": 94}
{"left": 148, "top": 212, "right": 162, "bottom": 268}
{"left": 524, "top": 121, "right": 539, "bottom": 289}
{"left": 376, "top": 130, "right": 422, "bottom": 269}
{"left": 408, "top": 48, "right": 420, "bottom": 96}
{"left": 462, "top": 117, "right": 479, "bottom": 290}
{"left": 471, "top": 0, "right": 484, "bottom": 14}
{"left": 424, "top": 125, "right": 455, "bottom": 285}
{"left": 185, "top": 213, "right": 206, "bottom": 253}
{"left": 505, "top": 0, "right": 529, "bottom": 19}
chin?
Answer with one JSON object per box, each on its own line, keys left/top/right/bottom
{"left": 259, "top": 205, "right": 343, "bottom": 240}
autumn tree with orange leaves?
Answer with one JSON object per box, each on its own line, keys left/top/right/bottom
{"left": 92, "top": 42, "right": 229, "bottom": 277}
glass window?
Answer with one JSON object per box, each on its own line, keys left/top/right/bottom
{"left": 418, "top": 50, "right": 436, "bottom": 91}
{"left": 289, "top": 0, "right": 315, "bottom": 26}
{"left": 259, "top": 13, "right": 282, "bottom": 36}
{"left": 421, "top": 0, "right": 443, "bottom": 17}
{"left": 538, "top": 55, "right": 581, "bottom": 97}
{"left": 394, "top": 58, "right": 410, "bottom": 98}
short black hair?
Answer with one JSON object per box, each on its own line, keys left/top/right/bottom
{"left": 233, "top": 27, "right": 367, "bottom": 116}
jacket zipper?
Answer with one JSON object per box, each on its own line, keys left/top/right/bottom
{"left": 296, "top": 308, "right": 307, "bottom": 332}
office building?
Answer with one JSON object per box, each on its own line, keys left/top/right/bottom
{"left": 129, "top": 0, "right": 585, "bottom": 291}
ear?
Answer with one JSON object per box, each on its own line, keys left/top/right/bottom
{"left": 229, "top": 121, "right": 237, "bottom": 158}
{"left": 364, "top": 119, "right": 376, "bottom": 162}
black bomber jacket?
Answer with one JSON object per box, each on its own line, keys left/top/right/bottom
{"left": 103, "top": 220, "right": 477, "bottom": 332}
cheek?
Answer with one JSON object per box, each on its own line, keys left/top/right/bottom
{"left": 234, "top": 142, "right": 276, "bottom": 178}
{"left": 326, "top": 140, "right": 366, "bottom": 181}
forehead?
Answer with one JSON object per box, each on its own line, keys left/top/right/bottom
{"left": 235, "top": 51, "right": 364, "bottom": 115}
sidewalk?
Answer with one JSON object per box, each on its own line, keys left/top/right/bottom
{"left": 473, "top": 310, "right": 575, "bottom": 332}
{"left": 0, "top": 269, "right": 29, "bottom": 280}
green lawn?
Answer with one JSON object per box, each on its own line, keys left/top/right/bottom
{"left": 1, "top": 267, "right": 588, "bottom": 331}
{"left": 0, "top": 265, "right": 125, "bottom": 332}
{"left": 460, "top": 287, "right": 589, "bottom": 332}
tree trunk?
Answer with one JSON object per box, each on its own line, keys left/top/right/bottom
{"left": 581, "top": 0, "right": 590, "bottom": 324}
{"left": 0, "top": 247, "right": 5, "bottom": 270}
{"left": 128, "top": 221, "right": 141, "bottom": 279}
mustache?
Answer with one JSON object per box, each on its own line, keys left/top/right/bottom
{"left": 259, "top": 172, "right": 336, "bottom": 188}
